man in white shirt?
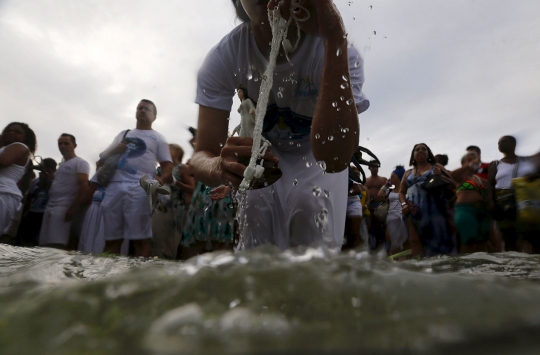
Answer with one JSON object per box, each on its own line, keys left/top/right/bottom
{"left": 98, "top": 99, "right": 172, "bottom": 257}
{"left": 39, "top": 134, "right": 90, "bottom": 249}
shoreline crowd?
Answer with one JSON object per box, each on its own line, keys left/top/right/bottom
{"left": 1, "top": 1, "right": 540, "bottom": 259}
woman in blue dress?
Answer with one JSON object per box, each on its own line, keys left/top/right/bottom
{"left": 398, "top": 143, "right": 457, "bottom": 257}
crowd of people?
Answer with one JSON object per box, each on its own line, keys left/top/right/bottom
{"left": 345, "top": 142, "right": 540, "bottom": 257}
{"left": 1, "top": 1, "right": 539, "bottom": 259}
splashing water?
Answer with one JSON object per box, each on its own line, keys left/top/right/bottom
{"left": 235, "top": 1, "right": 311, "bottom": 249}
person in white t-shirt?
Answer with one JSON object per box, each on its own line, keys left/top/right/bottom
{"left": 39, "top": 134, "right": 90, "bottom": 249}
{"left": 190, "top": 0, "right": 369, "bottom": 250}
{"left": 97, "top": 99, "right": 173, "bottom": 257}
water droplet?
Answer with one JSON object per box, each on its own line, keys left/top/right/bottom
{"left": 246, "top": 73, "right": 253, "bottom": 80}
{"left": 342, "top": 75, "right": 348, "bottom": 81}
{"left": 270, "top": 189, "right": 275, "bottom": 194}
{"left": 336, "top": 48, "right": 342, "bottom": 56}
{"left": 337, "top": 108, "right": 341, "bottom": 111}
{"left": 324, "top": 189, "right": 331, "bottom": 198}
{"left": 340, "top": 96, "right": 345, "bottom": 101}
{"left": 254, "top": 77, "right": 259, "bottom": 82}
{"left": 264, "top": 182, "right": 268, "bottom": 186}
{"left": 279, "top": 87, "right": 284, "bottom": 91}
{"left": 229, "top": 299, "right": 241, "bottom": 308}
{"left": 328, "top": 136, "right": 334, "bottom": 141}
{"left": 334, "top": 157, "right": 338, "bottom": 160}
{"left": 219, "top": 143, "right": 223, "bottom": 147}
{"left": 234, "top": 152, "right": 238, "bottom": 156}
{"left": 346, "top": 99, "right": 354, "bottom": 105}
{"left": 332, "top": 102, "right": 338, "bottom": 107}
{"left": 314, "top": 208, "right": 329, "bottom": 229}
{"left": 289, "top": 141, "right": 294, "bottom": 145}
{"left": 293, "top": 179, "right": 298, "bottom": 186}
{"left": 354, "top": 61, "right": 360, "bottom": 68}
{"left": 277, "top": 92, "right": 283, "bottom": 98}
{"left": 297, "top": 143, "right": 301, "bottom": 147}
{"left": 373, "top": 31, "right": 377, "bottom": 36}
{"left": 302, "top": 156, "right": 307, "bottom": 160}
{"left": 341, "top": 127, "right": 350, "bottom": 133}
{"left": 363, "top": 45, "right": 371, "bottom": 53}
{"left": 315, "top": 134, "right": 320, "bottom": 139}
{"left": 306, "top": 161, "right": 312, "bottom": 168}
{"left": 228, "top": 204, "right": 234, "bottom": 209}
{"left": 348, "top": 1, "right": 353, "bottom": 6}
{"left": 312, "top": 186, "right": 321, "bottom": 197}
{"left": 317, "top": 161, "right": 327, "bottom": 171}
{"left": 340, "top": 83, "right": 349, "bottom": 89}
{"left": 353, "top": 17, "right": 356, "bottom": 20}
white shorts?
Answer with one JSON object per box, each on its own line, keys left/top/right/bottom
{"left": 39, "top": 203, "right": 72, "bottom": 246}
{"left": 239, "top": 137, "right": 347, "bottom": 251}
{"left": 346, "top": 196, "right": 363, "bottom": 217}
{"left": 0, "top": 193, "right": 22, "bottom": 234}
{"left": 101, "top": 182, "right": 151, "bottom": 241}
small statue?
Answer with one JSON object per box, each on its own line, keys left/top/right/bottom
{"left": 232, "top": 86, "right": 281, "bottom": 190}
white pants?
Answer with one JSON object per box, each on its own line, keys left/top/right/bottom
{"left": 0, "top": 193, "right": 21, "bottom": 234}
{"left": 39, "top": 202, "right": 72, "bottom": 246}
{"left": 101, "top": 182, "right": 152, "bottom": 241}
{"left": 239, "top": 138, "right": 347, "bottom": 251}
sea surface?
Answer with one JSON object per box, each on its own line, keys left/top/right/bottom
{"left": 1, "top": 243, "right": 540, "bottom": 355}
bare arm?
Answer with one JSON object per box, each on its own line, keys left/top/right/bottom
{"left": 65, "top": 173, "right": 89, "bottom": 222}
{"left": 0, "top": 144, "right": 29, "bottom": 167}
{"left": 307, "top": 1, "right": 359, "bottom": 173}
{"left": 177, "top": 165, "right": 196, "bottom": 194}
{"left": 487, "top": 161, "right": 498, "bottom": 209}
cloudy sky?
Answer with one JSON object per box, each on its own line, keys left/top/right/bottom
{"left": 1, "top": 0, "right": 539, "bottom": 179}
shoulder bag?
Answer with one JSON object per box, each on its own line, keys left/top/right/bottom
{"left": 96, "top": 130, "right": 130, "bottom": 187}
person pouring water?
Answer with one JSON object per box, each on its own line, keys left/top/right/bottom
{"left": 190, "top": 0, "right": 369, "bottom": 250}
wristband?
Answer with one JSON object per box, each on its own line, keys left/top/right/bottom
{"left": 401, "top": 202, "right": 408, "bottom": 207}
{"left": 380, "top": 186, "right": 389, "bottom": 192}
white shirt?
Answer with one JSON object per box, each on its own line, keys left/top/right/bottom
{"left": 99, "top": 129, "right": 172, "bottom": 183}
{"left": 48, "top": 156, "right": 90, "bottom": 205}
{"left": 196, "top": 23, "right": 369, "bottom": 142}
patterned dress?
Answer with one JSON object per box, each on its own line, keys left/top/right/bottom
{"left": 405, "top": 167, "right": 456, "bottom": 256}
{"left": 181, "top": 182, "right": 235, "bottom": 247}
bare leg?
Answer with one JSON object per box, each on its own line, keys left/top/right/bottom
{"left": 104, "top": 239, "right": 123, "bottom": 255}
{"left": 133, "top": 239, "right": 152, "bottom": 258}
{"left": 406, "top": 218, "right": 424, "bottom": 257}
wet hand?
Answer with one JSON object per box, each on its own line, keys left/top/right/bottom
{"left": 210, "top": 185, "right": 232, "bottom": 201}
{"left": 219, "top": 137, "right": 279, "bottom": 188}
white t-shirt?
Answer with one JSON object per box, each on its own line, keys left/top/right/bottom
{"left": 196, "top": 23, "right": 369, "bottom": 142}
{"left": 100, "top": 129, "right": 172, "bottom": 183}
{"left": 48, "top": 156, "right": 90, "bottom": 205}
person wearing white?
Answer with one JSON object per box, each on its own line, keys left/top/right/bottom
{"left": 378, "top": 166, "right": 408, "bottom": 255}
{"left": 0, "top": 122, "right": 34, "bottom": 234}
{"left": 39, "top": 134, "right": 90, "bottom": 248}
{"left": 190, "top": 1, "right": 369, "bottom": 251}
{"left": 97, "top": 100, "right": 173, "bottom": 257}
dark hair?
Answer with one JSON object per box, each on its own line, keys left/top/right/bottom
{"left": 60, "top": 133, "right": 76, "bottom": 145}
{"left": 42, "top": 158, "right": 57, "bottom": 171}
{"left": 502, "top": 135, "right": 517, "bottom": 145}
{"left": 237, "top": 86, "right": 250, "bottom": 100}
{"left": 141, "top": 99, "right": 157, "bottom": 115}
{"left": 409, "top": 143, "right": 436, "bottom": 166}
{"left": 231, "top": 0, "right": 250, "bottom": 22}
{"left": 2, "top": 122, "right": 37, "bottom": 154}
{"left": 466, "top": 145, "right": 481, "bottom": 154}
{"left": 435, "top": 154, "right": 448, "bottom": 166}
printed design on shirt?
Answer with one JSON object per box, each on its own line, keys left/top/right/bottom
{"left": 262, "top": 104, "right": 312, "bottom": 140}
{"left": 117, "top": 137, "right": 147, "bottom": 175}
{"left": 293, "top": 76, "right": 319, "bottom": 99}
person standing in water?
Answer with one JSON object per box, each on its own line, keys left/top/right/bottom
{"left": 39, "top": 134, "right": 90, "bottom": 249}
{"left": 190, "top": 0, "right": 369, "bottom": 250}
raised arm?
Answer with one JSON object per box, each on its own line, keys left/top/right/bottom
{"left": 0, "top": 143, "right": 29, "bottom": 167}
{"left": 304, "top": 0, "right": 359, "bottom": 173}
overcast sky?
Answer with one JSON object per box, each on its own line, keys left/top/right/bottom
{"left": 1, "top": 0, "right": 539, "bottom": 179}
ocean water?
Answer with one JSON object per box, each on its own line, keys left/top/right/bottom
{"left": 1, "top": 243, "right": 540, "bottom": 355}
